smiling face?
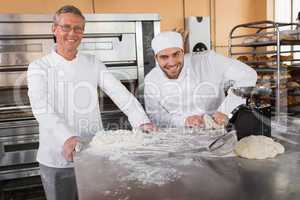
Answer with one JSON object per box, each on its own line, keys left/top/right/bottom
{"left": 52, "top": 13, "right": 85, "bottom": 60}
{"left": 155, "top": 48, "right": 184, "bottom": 79}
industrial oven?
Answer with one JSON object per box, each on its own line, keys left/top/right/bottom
{"left": 0, "top": 13, "right": 159, "bottom": 199}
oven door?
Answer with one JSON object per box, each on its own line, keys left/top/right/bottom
{"left": 0, "top": 38, "right": 54, "bottom": 71}
{"left": 0, "top": 120, "right": 39, "bottom": 180}
{"left": 80, "top": 33, "right": 137, "bottom": 65}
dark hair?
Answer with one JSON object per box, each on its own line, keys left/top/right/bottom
{"left": 298, "top": 11, "right": 300, "bottom": 21}
{"left": 53, "top": 5, "right": 85, "bottom": 24}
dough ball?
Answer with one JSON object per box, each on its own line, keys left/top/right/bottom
{"left": 234, "top": 135, "right": 285, "bottom": 159}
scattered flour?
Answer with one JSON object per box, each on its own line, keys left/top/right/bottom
{"left": 85, "top": 128, "right": 228, "bottom": 186}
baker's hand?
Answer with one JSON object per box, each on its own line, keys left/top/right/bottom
{"left": 63, "top": 136, "right": 79, "bottom": 162}
{"left": 185, "top": 115, "right": 204, "bottom": 127}
{"left": 212, "top": 112, "right": 229, "bottom": 125}
{"left": 139, "top": 122, "right": 158, "bottom": 133}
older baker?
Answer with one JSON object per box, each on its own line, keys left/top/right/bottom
{"left": 27, "top": 5, "right": 156, "bottom": 200}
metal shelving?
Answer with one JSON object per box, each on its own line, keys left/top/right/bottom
{"left": 229, "top": 20, "right": 300, "bottom": 117}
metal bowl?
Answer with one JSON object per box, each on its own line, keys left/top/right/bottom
{"left": 232, "top": 86, "right": 272, "bottom": 98}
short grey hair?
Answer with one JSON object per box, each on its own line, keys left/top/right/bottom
{"left": 53, "top": 5, "right": 85, "bottom": 24}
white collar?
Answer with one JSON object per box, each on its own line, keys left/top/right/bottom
{"left": 51, "top": 45, "right": 79, "bottom": 63}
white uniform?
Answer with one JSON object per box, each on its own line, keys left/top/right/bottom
{"left": 27, "top": 49, "right": 150, "bottom": 168}
{"left": 144, "top": 50, "right": 257, "bottom": 127}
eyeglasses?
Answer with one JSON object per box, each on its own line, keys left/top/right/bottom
{"left": 55, "top": 24, "right": 84, "bottom": 34}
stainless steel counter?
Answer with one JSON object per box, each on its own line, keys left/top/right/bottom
{"left": 74, "top": 129, "right": 300, "bottom": 200}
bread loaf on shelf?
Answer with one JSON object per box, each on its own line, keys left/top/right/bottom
{"left": 273, "top": 71, "right": 291, "bottom": 80}
{"left": 287, "top": 96, "right": 298, "bottom": 106}
{"left": 269, "top": 63, "right": 289, "bottom": 68}
{"left": 256, "top": 35, "right": 272, "bottom": 42}
{"left": 262, "top": 74, "right": 272, "bottom": 80}
{"left": 242, "top": 36, "right": 257, "bottom": 44}
{"left": 270, "top": 54, "right": 293, "bottom": 62}
{"left": 255, "top": 55, "right": 269, "bottom": 62}
{"left": 287, "top": 81, "right": 300, "bottom": 88}
{"left": 279, "top": 30, "right": 299, "bottom": 40}
{"left": 237, "top": 55, "right": 249, "bottom": 62}
{"left": 257, "top": 82, "right": 272, "bottom": 88}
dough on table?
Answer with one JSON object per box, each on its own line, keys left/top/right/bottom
{"left": 234, "top": 135, "right": 285, "bottom": 159}
{"left": 203, "top": 114, "right": 224, "bottom": 130}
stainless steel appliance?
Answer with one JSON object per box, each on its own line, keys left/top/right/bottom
{"left": 185, "top": 16, "right": 211, "bottom": 52}
{"left": 0, "top": 13, "right": 159, "bottom": 198}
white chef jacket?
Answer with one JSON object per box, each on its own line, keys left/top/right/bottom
{"left": 27, "top": 49, "right": 150, "bottom": 168}
{"left": 144, "top": 50, "right": 257, "bottom": 127}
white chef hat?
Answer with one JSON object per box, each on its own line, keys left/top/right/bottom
{"left": 151, "top": 31, "right": 183, "bottom": 54}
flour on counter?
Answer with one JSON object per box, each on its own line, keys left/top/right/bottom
{"left": 85, "top": 128, "right": 229, "bottom": 186}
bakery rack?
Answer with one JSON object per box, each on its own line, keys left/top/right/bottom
{"left": 229, "top": 20, "right": 300, "bottom": 118}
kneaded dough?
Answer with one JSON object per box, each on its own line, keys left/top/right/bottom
{"left": 203, "top": 114, "right": 224, "bottom": 130}
{"left": 234, "top": 135, "right": 285, "bottom": 159}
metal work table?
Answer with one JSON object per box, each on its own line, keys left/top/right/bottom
{"left": 74, "top": 128, "right": 300, "bottom": 200}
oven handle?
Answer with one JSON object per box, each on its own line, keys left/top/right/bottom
{"left": 0, "top": 33, "right": 123, "bottom": 41}
{"left": 0, "top": 66, "right": 28, "bottom": 72}
{"left": 0, "top": 34, "right": 54, "bottom": 40}
{"left": 0, "top": 134, "right": 39, "bottom": 155}
{"left": 0, "top": 105, "right": 32, "bottom": 111}
{"left": 83, "top": 33, "right": 123, "bottom": 41}
{"left": 0, "top": 120, "right": 38, "bottom": 129}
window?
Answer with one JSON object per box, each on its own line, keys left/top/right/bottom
{"left": 275, "top": 0, "right": 300, "bottom": 23}
{"left": 275, "top": 0, "right": 300, "bottom": 59}
{"left": 293, "top": 0, "right": 300, "bottom": 23}
{"left": 275, "top": 0, "right": 291, "bottom": 24}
